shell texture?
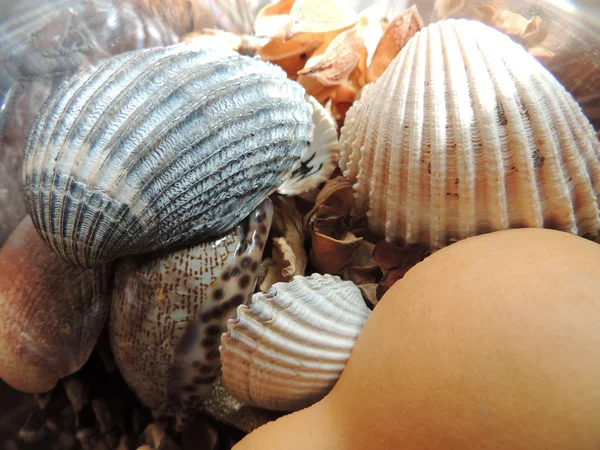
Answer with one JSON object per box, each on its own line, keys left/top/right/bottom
{"left": 339, "top": 19, "right": 600, "bottom": 248}
{"left": 109, "top": 199, "right": 273, "bottom": 430}
{"left": 0, "top": 216, "right": 111, "bottom": 394}
{"left": 220, "top": 274, "right": 371, "bottom": 412}
{"left": 277, "top": 95, "right": 339, "bottom": 196}
{"left": 23, "top": 43, "right": 312, "bottom": 268}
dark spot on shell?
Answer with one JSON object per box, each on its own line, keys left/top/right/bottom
{"left": 197, "top": 365, "right": 213, "bottom": 374}
{"left": 240, "top": 256, "right": 252, "bottom": 269}
{"left": 205, "top": 350, "right": 220, "bottom": 361}
{"left": 533, "top": 149, "right": 545, "bottom": 169}
{"left": 200, "top": 313, "right": 212, "bottom": 323}
{"left": 193, "top": 375, "right": 216, "bottom": 385}
{"left": 191, "top": 361, "right": 203, "bottom": 369}
{"left": 229, "top": 294, "right": 245, "bottom": 307}
{"left": 213, "top": 288, "right": 224, "bottom": 301}
{"left": 239, "top": 274, "right": 251, "bottom": 289}
{"left": 204, "top": 324, "right": 222, "bottom": 336}
{"left": 230, "top": 267, "right": 241, "bottom": 277}
{"left": 496, "top": 100, "right": 508, "bottom": 126}
{"left": 299, "top": 52, "right": 308, "bottom": 60}
{"left": 254, "top": 237, "right": 264, "bottom": 250}
{"left": 258, "top": 224, "right": 268, "bottom": 235}
{"left": 211, "top": 306, "right": 224, "bottom": 319}
{"left": 182, "top": 385, "right": 196, "bottom": 393}
{"left": 178, "top": 326, "right": 198, "bottom": 353}
{"left": 200, "top": 337, "right": 217, "bottom": 348}
{"left": 255, "top": 211, "right": 265, "bottom": 222}
{"left": 427, "top": 163, "right": 432, "bottom": 174}
{"left": 251, "top": 261, "right": 259, "bottom": 272}
{"left": 446, "top": 192, "right": 459, "bottom": 199}
{"left": 221, "top": 270, "right": 231, "bottom": 281}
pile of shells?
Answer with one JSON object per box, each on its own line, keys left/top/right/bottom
{"left": 1, "top": 0, "right": 600, "bottom": 448}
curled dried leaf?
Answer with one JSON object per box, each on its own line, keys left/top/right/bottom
{"left": 272, "top": 196, "right": 307, "bottom": 272}
{"left": 309, "top": 229, "right": 361, "bottom": 274}
{"left": 260, "top": 237, "right": 298, "bottom": 291}
{"left": 299, "top": 17, "right": 368, "bottom": 86}
{"left": 287, "top": 0, "right": 359, "bottom": 37}
{"left": 304, "top": 176, "right": 355, "bottom": 230}
{"left": 372, "top": 240, "right": 433, "bottom": 287}
{"left": 358, "top": 283, "right": 380, "bottom": 309}
{"left": 433, "top": 0, "right": 467, "bottom": 20}
{"left": 476, "top": 5, "right": 547, "bottom": 48}
{"left": 367, "top": 5, "right": 424, "bottom": 83}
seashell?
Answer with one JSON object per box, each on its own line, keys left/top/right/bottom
{"left": 23, "top": 44, "right": 313, "bottom": 268}
{"left": 339, "top": 19, "right": 600, "bottom": 249}
{"left": 0, "top": 216, "right": 111, "bottom": 394}
{"left": 277, "top": 95, "right": 339, "bottom": 196}
{"left": 220, "top": 273, "right": 371, "bottom": 412}
{"left": 109, "top": 199, "right": 273, "bottom": 430}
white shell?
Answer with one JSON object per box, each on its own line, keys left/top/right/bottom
{"left": 277, "top": 96, "right": 339, "bottom": 196}
{"left": 220, "top": 273, "right": 371, "bottom": 412}
{"left": 340, "top": 19, "right": 600, "bottom": 248}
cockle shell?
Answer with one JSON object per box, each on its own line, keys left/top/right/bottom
{"left": 220, "top": 273, "right": 371, "bottom": 412}
{"left": 277, "top": 95, "right": 339, "bottom": 196}
{"left": 23, "top": 43, "right": 312, "bottom": 268}
{"left": 0, "top": 216, "right": 110, "bottom": 394}
{"left": 110, "top": 199, "right": 273, "bottom": 430}
{"left": 340, "top": 19, "right": 600, "bottom": 248}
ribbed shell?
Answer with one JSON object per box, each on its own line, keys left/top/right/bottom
{"left": 277, "top": 95, "right": 339, "bottom": 196}
{"left": 340, "top": 19, "right": 600, "bottom": 248}
{"left": 220, "top": 274, "right": 371, "bottom": 412}
{"left": 110, "top": 199, "right": 273, "bottom": 430}
{"left": 23, "top": 44, "right": 312, "bottom": 268}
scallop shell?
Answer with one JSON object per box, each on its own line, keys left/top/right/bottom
{"left": 110, "top": 199, "right": 273, "bottom": 430}
{"left": 23, "top": 44, "right": 312, "bottom": 268}
{"left": 277, "top": 95, "right": 339, "bottom": 196}
{"left": 340, "top": 19, "right": 600, "bottom": 248}
{"left": 220, "top": 273, "right": 371, "bottom": 412}
{"left": 0, "top": 216, "right": 110, "bottom": 394}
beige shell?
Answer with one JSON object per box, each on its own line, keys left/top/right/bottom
{"left": 340, "top": 19, "right": 600, "bottom": 248}
{"left": 220, "top": 274, "right": 371, "bottom": 412}
{"left": 277, "top": 95, "right": 339, "bottom": 196}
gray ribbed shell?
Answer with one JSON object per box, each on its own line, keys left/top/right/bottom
{"left": 23, "top": 44, "right": 312, "bottom": 268}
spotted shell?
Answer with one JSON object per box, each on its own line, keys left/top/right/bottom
{"left": 340, "top": 19, "right": 600, "bottom": 248}
{"left": 109, "top": 199, "right": 273, "bottom": 430}
{"left": 220, "top": 274, "right": 371, "bottom": 412}
{"left": 0, "top": 216, "right": 110, "bottom": 394}
{"left": 23, "top": 44, "right": 312, "bottom": 268}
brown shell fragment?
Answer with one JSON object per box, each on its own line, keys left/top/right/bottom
{"left": 0, "top": 217, "right": 110, "bottom": 394}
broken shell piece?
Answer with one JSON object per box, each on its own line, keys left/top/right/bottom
{"left": 220, "top": 273, "right": 371, "bottom": 412}
{"left": 278, "top": 96, "right": 339, "bottom": 196}
{"left": 340, "top": 19, "right": 600, "bottom": 249}
{"left": 110, "top": 200, "right": 273, "bottom": 430}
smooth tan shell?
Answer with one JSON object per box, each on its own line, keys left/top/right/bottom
{"left": 220, "top": 274, "right": 371, "bottom": 412}
{"left": 340, "top": 19, "right": 600, "bottom": 248}
{"left": 0, "top": 216, "right": 110, "bottom": 393}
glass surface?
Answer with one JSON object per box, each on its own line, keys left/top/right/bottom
{"left": 0, "top": 0, "right": 598, "bottom": 448}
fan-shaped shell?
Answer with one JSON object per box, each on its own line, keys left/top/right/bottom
{"left": 220, "top": 273, "right": 371, "bottom": 412}
{"left": 340, "top": 19, "right": 600, "bottom": 248}
{"left": 23, "top": 44, "right": 312, "bottom": 268}
{"left": 110, "top": 199, "right": 273, "bottom": 430}
{"left": 277, "top": 95, "right": 339, "bottom": 196}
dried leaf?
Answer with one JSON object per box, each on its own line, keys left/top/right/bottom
{"left": 254, "top": 0, "right": 295, "bottom": 38}
{"left": 309, "top": 230, "right": 361, "bottom": 273}
{"left": 260, "top": 237, "right": 297, "bottom": 291}
{"left": 298, "top": 18, "right": 368, "bottom": 86}
{"left": 475, "top": 5, "right": 547, "bottom": 48}
{"left": 358, "top": 283, "right": 379, "bottom": 308}
{"left": 367, "top": 5, "right": 423, "bottom": 83}
{"left": 433, "top": 0, "right": 467, "bottom": 20}
{"left": 304, "top": 176, "right": 355, "bottom": 230}
{"left": 271, "top": 196, "right": 307, "bottom": 275}
{"left": 372, "top": 240, "right": 432, "bottom": 287}
{"left": 287, "top": 0, "right": 360, "bottom": 37}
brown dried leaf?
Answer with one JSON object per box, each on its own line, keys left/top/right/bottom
{"left": 304, "top": 176, "right": 355, "bottom": 230}
{"left": 287, "top": 0, "right": 359, "bottom": 37}
{"left": 254, "top": 0, "right": 295, "bottom": 38}
{"left": 372, "top": 240, "right": 432, "bottom": 287}
{"left": 298, "top": 18, "right": 368, "bottom": 86}
{"left": 271, "top": 196, "right": 307, "bottom": 275}
{"left": 475, "top": 5, "right": 547, "bottom": 48}
{"left": 358, "top": 283, "right": 379, "bottom": 308}
{"left": 260, "top": 237, "right": 297, "bottom": 291}
{"left": 309, "top": 230, "right": 361, "bottom": 274}
{"left": 367, "top": 5, "right": 423, "bottom": 83}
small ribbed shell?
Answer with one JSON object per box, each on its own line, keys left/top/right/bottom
{"left": 277, "top": 95, "right": 339, "bottom": 196}
{"left": 340, "top": 19, "right": 600, "bottom": 248}
{"left": 23, "top": 44, "right": 312, "bottom": 268}
{"left": 220, "top": 274, "right": 371, "bottom": 412}
{"left": 110, "top": 199, "right": 273, "bottom": 430}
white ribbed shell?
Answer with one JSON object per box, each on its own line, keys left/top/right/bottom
{"left": 219, "top": 273, "right": 370, "bottom": 412}
{"left": 22, "top": 44, "right": 312, "bottom": 267}
{"left": 340, "top": 19, "right": 600, "bottom": 248}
